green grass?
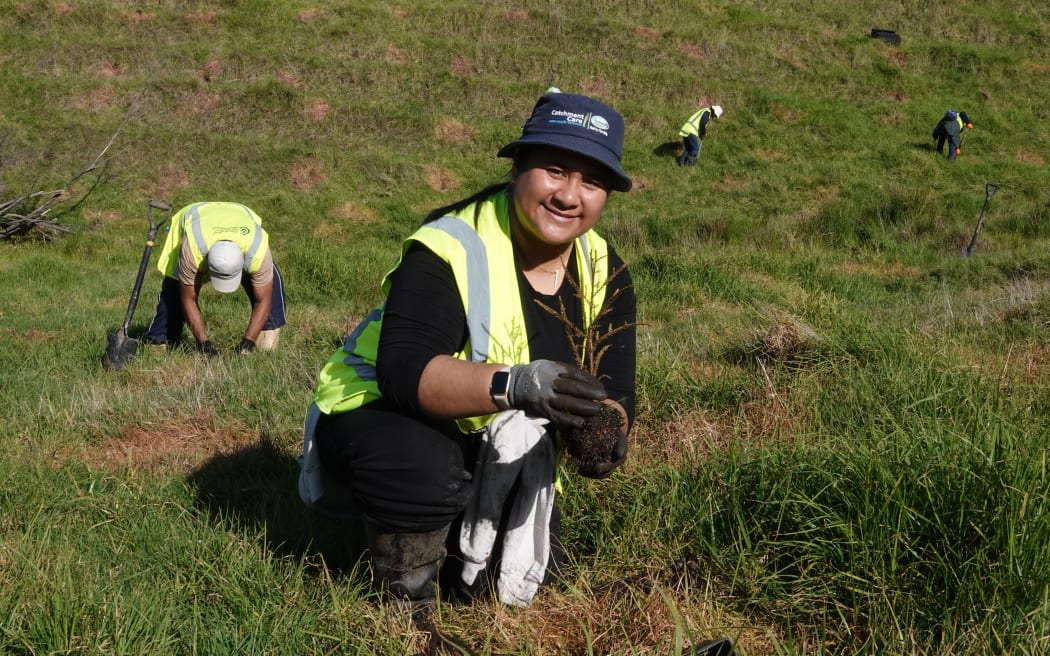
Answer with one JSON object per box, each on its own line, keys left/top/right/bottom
{"left": 2, "top": 0, "right": 1050, "bottom": 653}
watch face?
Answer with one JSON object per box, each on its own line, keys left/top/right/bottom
{"left": 490, "top": 370, "right": 511, "bottom": 395}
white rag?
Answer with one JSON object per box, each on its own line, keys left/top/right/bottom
{"left": 459, "top": 410, "right": 555, "bottom": 607}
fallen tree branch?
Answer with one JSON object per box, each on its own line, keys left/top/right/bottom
{"left": 1, "top": 119, "right": 126, "bottom": 241}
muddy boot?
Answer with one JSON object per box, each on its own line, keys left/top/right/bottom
{"left": 366, "top": 523, "right": 448, "bottom": 616}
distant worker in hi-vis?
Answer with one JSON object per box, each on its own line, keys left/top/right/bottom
{"left": 144, "top": 201, "right": 286, "bottom": 357}
{"left": 676, "top": 104, "right": 723, "bottom": 166}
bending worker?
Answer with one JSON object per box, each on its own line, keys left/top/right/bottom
{"left": 931, "top": 109, "right": 973, "bottom": 161}
{"left": 299, "top": 92, "right": 637, "bottom": 610}
{"left": 143, "top": 201, "right": 286, "bottom": 356}
{"left": 676, "top": 103, "right": 723, "bottom": 166}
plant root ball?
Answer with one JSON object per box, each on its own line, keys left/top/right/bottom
{"left": 564, "top": 404, "right": 623, "bottom": 472}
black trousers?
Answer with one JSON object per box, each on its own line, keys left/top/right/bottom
{"left": 314, "top": 400, "right": 566, "bottom": 592}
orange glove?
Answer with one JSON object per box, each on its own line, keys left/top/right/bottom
{"left": 967, "top": 123, "right": 974, "bottom": 129}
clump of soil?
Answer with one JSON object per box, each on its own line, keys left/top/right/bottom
{"left": 564, "top": 404, "right": 624, "bottom": 473}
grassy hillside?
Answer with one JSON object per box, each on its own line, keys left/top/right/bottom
{"left": 2, "top": 1, "right": 1049, "bottom": 654}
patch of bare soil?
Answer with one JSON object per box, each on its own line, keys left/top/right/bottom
{"left": 58, "top": 416, "right": 256, "bottom": 476}
{"left": 278, "top": 71, "right": 303, "bottom": 90}
{"left": 386, "top": 46, "right": 407, "bottom": 65}
{"left": 718, "top": 177, "right": 747, "bottom": 193}
{"left": 502, "top": 9, "right": 528, "bottom": 20}
{"left": 95, "top": 59, "right": 127, "bottom": 79}
{"left": 579, "top": 78, "right": 609, "bottom": 98}
{"left": 52, "top": 1, "right": 75, "bottom": 17}
{"left": 435, "top": 118, "right": 474, "bottom": 144}
{"left": 633, "top": 26, "right": 660, "bottom": 40}
{"left": 198, "top": 59, "right": 222, "bottom": 82}
{"left": 68, "top": 86, "right": 115, "bottom": 112}
{"left": 298, "top": 7, "right": 326, "bottom": 23}
{"left": 1017, "top": 151, "right": 1045, "bottom": 165}
{"left": 450, "top": 55, "right": 475, "bottom": 77}
{"left": 770, "top": 103, "right": 802, "bottom": 123}
{"left": 145, "top": 163, "right": 192, "bottom": 202}
{"left": 679, "top": 41, "right": 704, "bottom": 61}
{"left": 176, "top": 89, "right": 221, "bottom": 118}
{"left": 302, "top": 97, "right": 330, "bottom": 122}
{"left": 289, "top": 157, "right": 325, "bottom": 191}
{"left": 184, "top": 10, "right": 217, "bottom": 25}
{"left": 4, "top": 326, "right": 57, "bottom": 342}
{"left": 425, "top": 166, "right": 460, "bottom": 192}
{"left": 330, "top": 202, "right": 380, "bottom": 223}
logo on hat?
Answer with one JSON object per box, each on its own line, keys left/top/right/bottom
{"left": 497, "top": 92, "right": 633, "bottom": 192}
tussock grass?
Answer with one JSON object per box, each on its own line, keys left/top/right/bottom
{"left": 3, "top": 0, "right": 1050, "bottom": 653}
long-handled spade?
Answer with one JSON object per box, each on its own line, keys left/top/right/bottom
{"left": 102, "top": 199, "right": 172, "bottom": 370}
{"left": 962, "top": 182, "right": 1000, "bottom": 258}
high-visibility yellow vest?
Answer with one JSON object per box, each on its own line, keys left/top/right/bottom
{"left": 155, "top": 202, "right": 269, "bottom": 278}
{"left": 679, "top": 107, "right": 712, "bottom": 138}
{"left": 313, "top": 188, "right": 610, "bottom": 433}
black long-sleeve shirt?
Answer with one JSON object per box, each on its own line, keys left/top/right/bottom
{"left": 376, "top": 242, "right": 637, "bottom": 428}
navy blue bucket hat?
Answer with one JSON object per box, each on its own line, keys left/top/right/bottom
{"left": 498, "top": 92, "right": 632, "bottom": 192}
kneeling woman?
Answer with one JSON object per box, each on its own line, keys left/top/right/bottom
{"left": 302, "top": 91, "right": 637, "bottom": 609}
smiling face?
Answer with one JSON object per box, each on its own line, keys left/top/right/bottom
{"left": 509, "top": 146, "right": 613, "bottom": 256}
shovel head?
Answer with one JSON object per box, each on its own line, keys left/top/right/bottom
{"left": 102, "top": 329, "right": 139, "bottom": 371}
{"left": 688, "top": 638, "right": 735, "bottom": 656}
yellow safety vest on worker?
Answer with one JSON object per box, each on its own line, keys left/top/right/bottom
{"left": 312, "top": 188, "right": 610, "bottom": 433}
{"left": 679, "top": 107, "right": 712, "bottom": 138}
{"left": 155, "top": 202, "right": 270, "bottom": 279}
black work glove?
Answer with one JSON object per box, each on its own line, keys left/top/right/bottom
{"left": 236, "top": 337, "right": 256, "bottom": 355}
{"left": 508, "top": 359, "right": 606, "bottom": 428}
{"left": 576, "top": 428, "right": 628, "bottom": 479}
{"left": 196, "top": 340, "right": 220, "bottom": 358}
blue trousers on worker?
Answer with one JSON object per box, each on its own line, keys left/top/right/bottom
{"left": 143, "top": 264, "right": 287, "bottom": 345}
{"left": 677, "top": 134, "right": 701, "bottom": 166}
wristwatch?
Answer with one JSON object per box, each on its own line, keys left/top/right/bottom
{"left": 489, "top": 367, "right": 512, "bottom": 411}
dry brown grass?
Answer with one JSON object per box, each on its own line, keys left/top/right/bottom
{"left": 634, "top": 26, "right": 660, "bottom": 40}
{"left": 1016, "top": 151, "right": 1045, "bottom": 165}
{"left": 289, "top": 157, "right": 326, "bottom": 191}
{"left": 55, "top": 413, "right": 256, "bottom": 476}
{"left": 425, "top": 166, "right": 461, "bottom": 193}
{"left": 144, "top": 162, "right": 192, "bottom": 202}
{"left": 298, "top": 7, "right": 326, "bottom": 24}
{"left": 175, "top": 89, "right": 221, "bottom": 119}
{"left": 407, "top": 566, "right": 768, "bottom": 656}
{"left": 198, "top": 59, "right": 222, "bottom": 82}
{"left": 184, "top": 10, "right": 217, "bottom": 26}
{"left": 435, "top": 118, "right": 474, "bottom": 144}
{"left": 450, "top": 55, "right": 476, "bottom": 78}
{"left": 302, "top": 97, "right": 330, "bottom": 122}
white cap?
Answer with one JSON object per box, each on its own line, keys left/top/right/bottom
{"left": 545, "top": 86, "right": 561, "bottom": 94}
{"left": 712, "top": 105, "right": 724, "bottom": 119}
{"left": 206, "top": 240, "right": 244, "bottom": 293}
